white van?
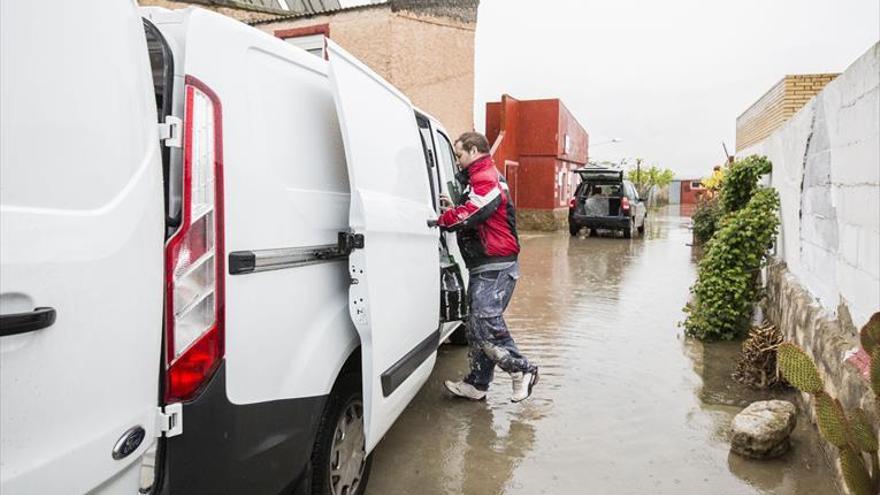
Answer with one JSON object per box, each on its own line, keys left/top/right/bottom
{"left": 0, "top": 2, "right": 469, "bottom": 494}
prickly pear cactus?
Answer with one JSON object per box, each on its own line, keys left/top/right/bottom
{"left": 840, "top": 447, "right": 873, "bottom": 495}
{"left": 814, "top": 392, "right": 852, "bottom": 448}
{"left": 849, "top": 408, "right": 878, "bottom": 454}
{"left": 777, "top": 343, "right": 824, "bottom": 393}
{"left": 860, "top": 313, "right": 880, "bottom": 355}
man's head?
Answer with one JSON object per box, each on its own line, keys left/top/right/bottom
{"left": 454, "top": 132, "right": 490, "bottom": 169}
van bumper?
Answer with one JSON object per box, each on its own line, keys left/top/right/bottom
{"left": 157, "top": 361, "right": 326, "bottom": 495}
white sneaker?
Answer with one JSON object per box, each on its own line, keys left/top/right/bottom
{"left": 444, "top": 380, "right": 487, "bottom": 400}
{"left": 510, "top": 367, "right": 539, "bottom": 402}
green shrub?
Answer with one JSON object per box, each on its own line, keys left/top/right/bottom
{"left": 692, "top": 195, "right": 723, "bottom": 245}
{"left": 683, "top": 188, "right": 780, "bottom": 340}
{"left": 721, "top": 155, "right": 772, "bottom": 214}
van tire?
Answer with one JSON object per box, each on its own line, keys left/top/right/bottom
{"left": 310, "top": 373, "right": 372, "bottom": 495}
{"left": 448, "top": 323, "right": 469, "bottom": 345}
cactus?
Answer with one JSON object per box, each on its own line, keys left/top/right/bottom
{"left": 850, "top": 409, "right": 879, "bottom": 453}
{"left": 861, "top": 313, "right": 880, "bottom": 355}
{"left": 776, "top": 311, "right": 880, "bottom": 495}
{"left": 872, "top": 348, "right": 880, "bottom": 406}
{"left": 777, "top": 343, "right": 824, "bottom": 393}
{"left": 814, "top": 392, "right": 852, "bottom": 448}
{"left": 840, "top": 447, "right": 873, "bottom": 495}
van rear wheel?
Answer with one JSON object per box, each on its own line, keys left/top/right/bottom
{"left": 311, "top": 374, "right": 372, "bottom": 495}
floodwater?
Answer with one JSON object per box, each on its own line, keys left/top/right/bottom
{"left": 365, "top": 208, "right": 841, "bottom": 495}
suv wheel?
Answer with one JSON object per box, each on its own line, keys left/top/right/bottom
{"left": 623, "top": 219, "right": 634, "bottom": 239}
{"left": 569, "top": 224, "right": 580, "bottom": 236}
{"left": 311, "top": 374, "right": 372, "bottom": 495}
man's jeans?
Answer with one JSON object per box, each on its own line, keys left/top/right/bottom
{"left": 464, "top": 262, "right": 532, "bottom": 391}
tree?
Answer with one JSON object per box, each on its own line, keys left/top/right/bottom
{"left": 626, "top": 163, "right": 675, "bottom": 198}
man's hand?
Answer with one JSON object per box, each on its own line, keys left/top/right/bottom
{"left": 439, "top": 193, "right": 454, "bottom": 212}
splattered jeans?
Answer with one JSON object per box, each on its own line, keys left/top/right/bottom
{"left": 464, "top": 262, "right": 532, "bottom": 391}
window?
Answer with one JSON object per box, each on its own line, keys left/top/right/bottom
{"left": 284, "top": 34, "right": 325, "bottom": 57}
{"left": 435, "top": 133, "right": 462, "bottom": 204}
{"left": 415, "top": 115, "right": 440, "bottom": 212}
{"left": 691, "top": 181, "right": 703, "bottom": 189}
{"left": 275, "top": 25, "right": 330, "bottom": 58}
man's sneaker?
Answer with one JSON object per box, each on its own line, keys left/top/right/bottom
{"left": 510, "top": 367, "right": 539, "bottom": 402}
{"left": 444, "top": 380, "right": 487, "bottom": 401}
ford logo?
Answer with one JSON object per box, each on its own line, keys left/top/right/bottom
{"left": 112, "top": 426, "right": 146, "bottom": 460}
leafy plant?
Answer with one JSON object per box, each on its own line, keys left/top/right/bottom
{"left": 626, "top": 164, "right": 675, "bottom": 199}
{"left": 777, "top": 313, "right": 880, "bottom": 495}
{"left": 683, "top": 188, "right": 780, "bottom": 340}
{"left": 692, "top": 195, "right": 724, "bottom": 245}
{"left": 721, "top": 155, "right": 772, "bottom": 214}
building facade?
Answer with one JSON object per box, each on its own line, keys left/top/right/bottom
{"left": 735, "top": 73, "right": 839, "bottom": 152}
{"left": 486, "top": 95, "right": 589, "bottom": 231}
{"left": 253, "top": 0, "right": 478, "bottom": 138}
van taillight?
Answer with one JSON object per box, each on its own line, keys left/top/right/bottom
{"left": 164, "top": 76, "right": 225, "bottom": 403}
{"left": 621, "top": 196, "right": 631, "bottom": 212}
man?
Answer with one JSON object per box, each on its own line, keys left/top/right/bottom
{"left": 438, "top": 131, "right": 538, "bottom": 403}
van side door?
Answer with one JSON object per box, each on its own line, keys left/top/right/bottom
{"left": 0, "top": 2, "right": 164, "bottom": 493}
{"left": 327, "top": 40, "right": 440, "bottom": 451}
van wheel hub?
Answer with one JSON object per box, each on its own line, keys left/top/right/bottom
{"left": 330, "top": 400, "right": 366, "bottom": 495}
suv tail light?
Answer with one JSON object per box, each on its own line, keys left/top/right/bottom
{"left": 621, "top": 196, "right": 631, "bottom": 212}
{"left": 164, "top": 76, "right": 225, "bottom": 403}
{"left": 569, "top": 197, "right": 577, "bottom": 209}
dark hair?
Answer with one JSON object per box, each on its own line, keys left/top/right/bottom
{"left": 455, "top": 132, "right": 490, "bottom": 154}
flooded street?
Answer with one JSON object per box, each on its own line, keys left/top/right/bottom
{"left": 366, "top": 208, "right": 840, "bottom": 495}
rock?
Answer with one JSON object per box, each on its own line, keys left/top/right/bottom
{"left": 730, "top": 400, "right": 797, "bottom": 459}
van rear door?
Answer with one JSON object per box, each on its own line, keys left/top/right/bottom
{"left": 327, "top": 40, "right": 441, "bottom": 451}
{"left": 0, "top": 1, "right": 164, "bottom": 493}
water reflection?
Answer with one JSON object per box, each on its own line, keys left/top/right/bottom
{"left": 367, "top": 211, "right": 839, "bottom": 495}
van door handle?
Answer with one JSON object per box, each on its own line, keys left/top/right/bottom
{"left": 427, "top": 219, "right": 439, "bottom": 228}
{"left": 0, "top": 307, "right": 57, "bottom": 337}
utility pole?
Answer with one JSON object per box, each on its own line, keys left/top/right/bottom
{"left": 636, "top": 158, "right": 643, "bottom": 196}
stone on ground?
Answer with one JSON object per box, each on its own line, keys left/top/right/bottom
{"left": 730, "top": 400, "right": 797, "bottom": 459}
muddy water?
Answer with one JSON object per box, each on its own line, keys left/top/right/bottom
{"left": 365, "top": 208, "right": 840, "bottom": 495}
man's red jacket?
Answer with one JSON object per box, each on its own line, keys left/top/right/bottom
{"left": 437, "top": 155, "right": 519, "bottom": 269}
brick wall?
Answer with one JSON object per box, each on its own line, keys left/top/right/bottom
{"left": 735, "top": 73, "right": 839, "bottom": 151}
{"left": 257, "top": 6, "right": 476, "bottom": 138}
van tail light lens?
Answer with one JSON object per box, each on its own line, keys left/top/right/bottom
{"left": 569, "top": 197, "right": 576, "bottom": 209}
{"left": 621, "top": 196, "right": 631, "bottom": 212}
{"left": 164, "top": 75, "right": 225, "bottom": 403}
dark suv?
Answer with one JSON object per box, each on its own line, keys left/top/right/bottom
{"left": 568, "top": 168, "right": 647, "bottom": 238}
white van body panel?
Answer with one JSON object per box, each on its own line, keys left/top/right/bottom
{"left": 0, "top": 1, "right": 164, "bottom": 494}
{"left": 146, "top": 8, "right": 361, "bottom": 404}
{"left": 327, "top": 40, "right": 441, "bottom": 452}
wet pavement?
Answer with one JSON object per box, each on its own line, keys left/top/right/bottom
{"left": 365, "top": 208, "right": 840, "bottom": 495}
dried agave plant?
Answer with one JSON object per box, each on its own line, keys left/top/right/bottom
{"left": 733, "top": 322, "right": 785, "bottom": 389}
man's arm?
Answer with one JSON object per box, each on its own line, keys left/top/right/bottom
{"left": 437, "top": 174, "right": 502, "bottom": 232}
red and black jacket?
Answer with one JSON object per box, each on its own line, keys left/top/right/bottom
{"left": 438, "top": 155, "right": 520, "bottom": 269}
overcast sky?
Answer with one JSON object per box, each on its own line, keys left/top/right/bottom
{"left": 473, "top": 0, "right": 879, "bottom": 178}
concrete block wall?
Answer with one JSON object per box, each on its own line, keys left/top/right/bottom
{"left": 739, "top": 43, "right": 879, "bottom": 329}
{"left": 736, "top": 73, "right": 839, "bottom": 152}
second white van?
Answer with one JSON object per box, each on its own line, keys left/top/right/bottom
{"left": 0, "top": 3, "right": 471, "bottom": 494}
